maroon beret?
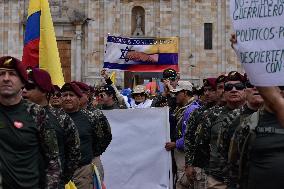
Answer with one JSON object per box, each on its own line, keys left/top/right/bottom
{"left": 71, "top": 81, "right": 90, "bottom": 92}
{"left": 203, "top": 78, "right": 217, "bottom": 90}
{"left": 216, "top": 75, "right": 227, "bottom": 84}
{"left": 0, "top": 56, "right": 28, "bottom": 82}
{"left": 61, "top": 82, "right": 83, "bottom": 98}
{"left": 28, "top": 68, "right": 53, "bottom": 93}
{"left": 225, "top": 71, "right": 245, "bottom": 83}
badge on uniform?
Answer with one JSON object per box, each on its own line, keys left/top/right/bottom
{"left": 13, "top": 121, "right": 23, "bottom": 129}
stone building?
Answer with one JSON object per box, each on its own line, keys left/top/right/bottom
{"left": 0, "top": 0, "right": 241, "bottom": 87}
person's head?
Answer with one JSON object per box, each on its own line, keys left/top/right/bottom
{"left": 0, "top": 56, "right": 27, "bottom": 100}
{"left": 50, "top": 85, "right": 62, "bottom": 108}
{"left": 216, "top": 74, "right": 226, "bottom": 100}
{"left": 61, "top": 83, "right": 83, "bottom": 113}
{"left": 72, "top": 81, "right": 90, "bottom": 108}
{"left": 163, "top": 68, "right": 179, "bottom": 88}
{"left": 22, "top": 68, "right": 53, "bottom": 105}
{"left": 223, "top": 71, "right": 246, "bottom": 108}
{"left": 203, "top": 78, "right": 217, "bottom": 103}
{"left": 97, "top": 85, "right": 116, "bottom": 106}
{"left": 244, "top": 80, "right": 263, "bottom": 109}
{"left": 170, "top": 80, "right": 193, "bottom": 105}
{"left": 132, "top": 85, "right": 148, "bottom": 104}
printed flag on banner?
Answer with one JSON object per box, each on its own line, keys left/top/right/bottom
{"left": 23, "top": 0, "right": 65, "bottom": 86}
{"left": 103, "top": 35, "right": 179, "bottom": 72}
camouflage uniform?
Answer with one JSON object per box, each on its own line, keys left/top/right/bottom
{"left": 96, "top": 101, "right": 127, "bottom": 110}
{"left": 80, "top": 108, "right": 112, "bottom": 157}
{"left": 185, "top": 105, "right": 224, "bottom": 168}
{"left": 0, "top": 100, "right": 61, "bottom": 189}
{"left": 44, "top": 106, "right": 81, "bottom": 184}
{"left": 184, "top": 102, "right": 216, "bottom": 167}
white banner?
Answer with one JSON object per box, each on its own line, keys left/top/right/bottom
{"left": 230, "top": 0, "right": 284, "bottom": 86}
{"left": 102, "top": 108, "right": 172, "bottom": 189}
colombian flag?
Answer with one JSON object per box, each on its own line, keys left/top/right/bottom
{"left": 23, "top": 0, "right": 65, "bottom": 86}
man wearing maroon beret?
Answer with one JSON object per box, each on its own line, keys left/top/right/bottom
{"left": 61, "top": 82, "right": 112, "bottom": 188}
{"left": 71, "top": 81, "right": 91, "bottom": 110}
{"left": 50, "top": 85, "right": 62, "bottom": 108}
{"left": 22, "top": 68, "right": 81, "bottom": 188}
{"left": 0, "top": 56, "right": 60, "bottom": 188}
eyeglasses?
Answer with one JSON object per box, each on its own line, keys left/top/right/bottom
{"left": 279, "top": 86, "right": 284, "bottom": 91}
{"left": 245, "top": 81, "right": 254, "bottom": 88}
{"left": 24, "top": 82, "right": 36, "bottom": 91}
{"left": 133, "top": 93, "right": 146, "bottom": 97}
{"left": 224, "top": 82, "right": 245, "bottom": 91}
{"left": 52, "top": 92, "right": 61, "bottom": 98}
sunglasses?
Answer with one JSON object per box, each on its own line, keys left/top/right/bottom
{"left": 279, "top": 86, "right": 284, "bottom": 90}
{"left": 24, "top": 82, "right": 36, "bottom": 91}
{"left": 98, "top": 93, "right": 107, "bottom": 98}
{"left": 52, "top": 92, "right": 61, "bottom": 98}
{"left": 245, "top": 81, "right": 254, "bottom": 88}
{"left": 224, "top": 82, "right": 245, "bottom": 91}
{"left": 133, "top": 93, "right": 146, "bottom": 97}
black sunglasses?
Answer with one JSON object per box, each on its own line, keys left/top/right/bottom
{"left": 279, "top": 86, "right": 284, "bottom": 90}
{"left": 24, "top": 82, "right": 36, "bottom": 91}
{"left": 245, "top": 81, "right": 254, "bottom": 88}
{"left": 52, "top": 92, "right": 61, "bottom": 98}
{"left": 224, "top": 82, "right": 245, "bottom": 91}
{"left": 133, "top": 92, "right": 146, "bottom": 97}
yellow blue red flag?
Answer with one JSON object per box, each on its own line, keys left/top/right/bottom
{"left": 22, "top": 0, "right": 65, "bottom": 86}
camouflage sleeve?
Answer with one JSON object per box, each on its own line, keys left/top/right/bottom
{"left": 92, "top": 109, "right": 112, "bottom": 157}
{"left": 35, "top": 107, "right": 61, "bottom": 189}
{"left": 184, "top": 109, "right": 199, "bottom": 166}
{"left": 62, "top": 112, "right": 81, "bottom": 182}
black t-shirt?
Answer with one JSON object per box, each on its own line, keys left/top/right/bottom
{"left": 68, "top": 111, "right": 94, "bottom": 166}
{"left": 0, "top": 101, "right": 40, "bottom": 189}
{"left": 248, "top": 110, "right": 284, "bottom": 189}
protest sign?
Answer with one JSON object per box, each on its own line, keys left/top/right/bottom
{"left": 102, "top": 108, "right": 173, "bottom": 189}
{"left": 230, "top": 0, "right": 284, "bottom": 86}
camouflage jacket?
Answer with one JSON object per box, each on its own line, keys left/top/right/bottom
{"left": 44, "top": 106, "right": 81, "bottom": 183}
{"left": 185, "top": 105, "right": 223, "bottom": 168}
{"left": 96, "top": 101, "right": 127, "bottom": 110}
{"left": 25, "top": 100, "right": 61, "bottom": 189}
{"left": 81, "top": 109, "right": 112, "bottom": 156}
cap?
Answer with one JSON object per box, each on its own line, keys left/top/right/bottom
{"left": 61, "top": 82, "right": 83, "bottom": 97}
{"left": 27, "top": 68, "right": 53, "bottom": 93}
{"left": 132, "top": 85, "right": 146, "bottom": 94}
{"left": 216, "top": 74, "right": 227, "bottom": 84}
{"left": 225, "top": 71, "right": 245, "bottom": 83}
{"left": 71, "top": 81, "right": 90, "bottom": 92}
{"left": 170, "top": 80, "right": 193, "bottom": 93}
{"left": 203, "top": 78, "right": 217, "bottom": 89}
{"left": 0, "top": 56, "right": 28, "bottom": 82}
{"left": 99, "top": 85, "right": 116, "bottom": 95}
{"left": 163, "top": 68, "right": 177, "bottom": 80}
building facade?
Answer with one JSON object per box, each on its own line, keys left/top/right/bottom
{"left": 0, "top": 0, "right": 241, "bottom": 87}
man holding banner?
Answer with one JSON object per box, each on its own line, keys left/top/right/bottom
{"left": 230, "top": 1, "right": 284, "bottom": 188}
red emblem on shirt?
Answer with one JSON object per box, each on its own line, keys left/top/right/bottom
{"left": 14, "top": 121, "right": 23, "bottom": 129}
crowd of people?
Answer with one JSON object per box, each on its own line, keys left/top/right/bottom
{"left": 0, "top": 51, "right": 284, "bottom": 189}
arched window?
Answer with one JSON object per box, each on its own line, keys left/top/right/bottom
{"left": 131, "top": 6, "right": 145, "bottom": 36}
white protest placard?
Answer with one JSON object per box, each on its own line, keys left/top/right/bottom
{"left": 230, "top": 0, "right": 284, "bottom": 86}
{"left": 101, "top": 108, "right": 172, "bottom": 189}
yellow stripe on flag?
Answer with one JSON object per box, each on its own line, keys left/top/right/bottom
{"left": 39, "top": 0, "right": 65, "bottom": 86}
{"left": 110, "top": 71, "right": 116, "bottom": 85}
{"left": 28, "top": 0, "right": 41, "bottom": 17}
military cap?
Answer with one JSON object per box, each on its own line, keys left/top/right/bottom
{"left": 216, "top": 74, "right": 227, "bottom": 84}
{"left": 0, "top": 56, "right": 28, "bottom": 82}
{"left": 61, "top": 82, "right": 83, "bottom": 98}
{"left": 99, "top": 85, "right": 116, "bottom": 95}
{"left": 27, "top": 68, "right": 53, "bottom": 93}
{"left": 163, "top": 68, "right": 177, "bottom": 80}
{"left": 170, "top": 80, "right": 193, "bottom": 93}
{"left": 53, "top": 85, "right": 61, "bottom": 92}
{"left": 132, "top": 85, "right": 147, "bottom": 94}
{"left": 225, "top": 71, "right": 245, "bottom": 83}
{"left": 203, "top": 78, "right": 217, "bottom": 89}
{"left": 71, "top": 81, "right": 90, "bottom": 92}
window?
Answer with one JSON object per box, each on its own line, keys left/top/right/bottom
{"left": 204, "top": 23, "right": 213, "bottom": 50}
